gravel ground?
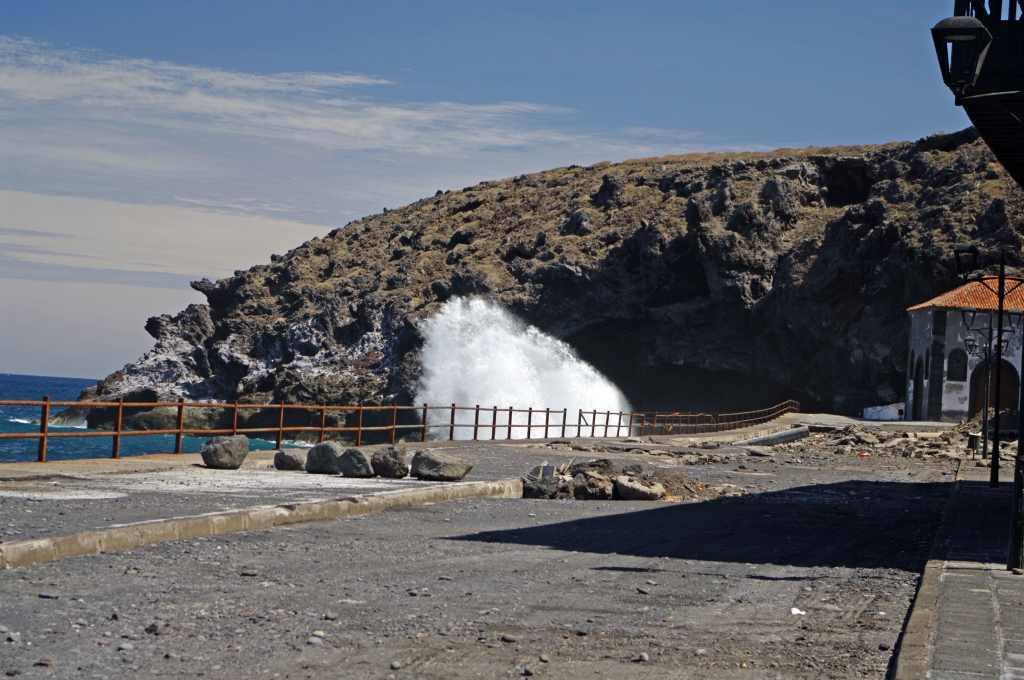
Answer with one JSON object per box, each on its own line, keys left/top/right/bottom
{"left": 0, "top": 444, "right": 958, "bottom": 679}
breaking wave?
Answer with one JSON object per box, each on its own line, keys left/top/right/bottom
{"left": 414, "top": 298, "right": 632, "bottom": 440}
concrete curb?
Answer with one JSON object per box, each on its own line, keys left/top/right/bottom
{"left": 891, "top": 458, "right": 964, "bottom": 679}
{"left": 733, "top": 426, "right": 809, "bottom": 447}
{"left": 0, "top": 478, "right": 522, "bottom": 570}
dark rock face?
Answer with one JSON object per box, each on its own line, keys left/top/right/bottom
{"left": 572, "top": 473, "right": 614, "bottom": 500}
{"left": 200, "top": 435, "right": 248, "bottom": 469}
{"left": 305, "top": 442, "right": 344, "bottom": 474}
{"left": 338, "top": 447, "right": 375, "bottom": 478}
{"left": 371, "top": 447, "right": 409, "bottom": 478}
{"left": 64, "top": 128, "right": 1024, "bottom": 418}
{"left": 410, "top": 451, "right": 473, "bottom": 481}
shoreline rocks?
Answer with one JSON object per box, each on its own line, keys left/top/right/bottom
{"left": 411, "top": 451, "right": 473, "bottom": 481}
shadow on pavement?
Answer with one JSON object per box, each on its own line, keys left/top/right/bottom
{"left": 451, "top": 479, "right": 951, "bottom": 571}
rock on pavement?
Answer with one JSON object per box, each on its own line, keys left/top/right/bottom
{"left": 338, "top": 447, "right": 375, "bottom": 477}
{"left": 273, "top": 449, "right": 307, "bottom": 470}
{"left": 614, "top": 475, "right": 666, "bottom": 501}
{"left": 305, "top": 442, "right": 344, "bottom": 474}
{"left": 372, "top": 447, "right": 409, "bottom": 478}
{"left": 410, "top": 451, "right": 473, "bottom": 481}
{"left": 200, "top": 435, "right": 249, "bottom": 469}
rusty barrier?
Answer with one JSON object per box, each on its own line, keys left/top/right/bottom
{"left": 0, "top": 398, "right": 800, "bottom": 462}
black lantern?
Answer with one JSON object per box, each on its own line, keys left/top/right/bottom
{"left": 965, "top": 333, "right": 980, "bottom": 356}
{"left": 954, "top": 244, "right": 982, "bottom": 282}
{"left": 962, "top": 305, "right": 980, "bottom": 328}
{"left": 932, "top": 16, "right": 993, "bottom": 103}
{"left": 1008, "top": 308, "right": 1024, "bottom": 332}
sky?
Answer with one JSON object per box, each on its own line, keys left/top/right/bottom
{"left": 0, "top": 1, "right": 971, "bottom": 381}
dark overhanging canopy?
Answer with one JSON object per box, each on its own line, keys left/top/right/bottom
{"left": 932, "top": 0, "right": 1024, "bottom": 187}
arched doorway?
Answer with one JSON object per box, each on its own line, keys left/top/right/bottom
{"left": 969, "top": 359, "right": 1020, "bottom": 419}
{"left": 912, "top": 358, "right": 924, "bottom": 421}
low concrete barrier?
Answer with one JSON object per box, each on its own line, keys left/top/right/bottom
{"left": 733, "top": 425, "right": 809, "bottom": 447}
{"left": 0, "top": 478, "right": 522, "bottom": 570}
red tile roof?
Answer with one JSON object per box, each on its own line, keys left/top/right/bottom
{"left": 908, "top": 277, "right": 1024, "bottom": 312}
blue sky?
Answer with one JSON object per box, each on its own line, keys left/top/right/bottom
{"left": 0, "top": 1, "right": 971, "bottom": 379}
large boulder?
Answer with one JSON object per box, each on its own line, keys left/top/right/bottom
{"left": 568, "top": 459, "right": 621, "bottom": 478}
{"left": 410, "top": 451, "right": 473, "bottom": 481}
{"left": 305, "top": 441, "right": 344, "bottom": 474}
{"left": 274, "top": 449, "right": 307, "bottom": 471}
{"left": 372, "top": 447, "right": 409, "bottom": 478}
{"left": 573, "top": 472, "right": 614, "bottom": 500}
{"left": 338, "top": 447, "right": 375, "bottom": 478}
{"left": 614, "top": 476, "right": 666, "bottom": 501}
{"left": 200, "top": 435, "right": 249, "bottom": 469}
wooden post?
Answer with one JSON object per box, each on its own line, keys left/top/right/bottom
{"left": 174, "top": 398, "right": 185, "bottom": 453}
{"left": 356, "top": 405, "right": 363, "bottom": 447}
{"left": 276, "top": 401, "right": 285, "bottom": 449}
{"left": 544, "top": 408, "right": 550, "bottom": 439}
{"left": 390, "top": 404, "right": 398, "bottom": 444}
{"left": 616, "top": 412, "right": 622, "bottom": 438}
{"left": 112, "top": 397, "right": 124, "bottom": 459}
{"left": 577, "top": 409, "right": 583, "bottom": 438}
{"left": 232, "top": 400, "right": 239, "bottom": 436}
{"left": 527, "top": 408, "right": 533, "bottom": 440}
{"left": 422, "top": 404, "right": 428, "bottom": 442}
{"left": 37, "top": 396, "right": 50, "bottom": 462}
{"left": 492, "top": 406, "right": 497, "bottom": 440}
{"left": 318, "top": 404, "right": 327, "bottom": 443}
{"left": 562, "top": 408, "right": 567, "bottom": 438}
{"left": 450, "top": 404, "right": 456, "bottom": 441}
{"left": 507, "top": 406, "right": 513, "bottom": 440}
{"left": 473, "top": 405, "right": 480, "bottom": 441}
{"left": 591, "top": 410, "right": 597, "bottom": 438}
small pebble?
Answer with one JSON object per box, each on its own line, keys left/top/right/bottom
{"left": 37, "top": 592, "right": 59, "bottom": 600}
{"left": 312, "top": 630, "right": 325, "bottom": 638}
{"left": 636, "top": 587, "right": 650, "bottom": 595}
{"left": 631, "top": 652, "right": 650, "bottom": 663}
{"left": 324, "top": 613, "right": 338, "bottom": 621}
{"left": 390, "top": 661, "right": 401, "bottom": 670}
{"left": 879, "top": 643, "right": 891, "bottom": 651}
{"left": 34, "top": 658, "right": 53, "bottom": 667}
{"left": 695, "top": 648, "right": 707, "bottom": 656}
{"left": 501, "top": 633, "right": 517, "bottom": 643}
{"left": 539, "top": 654, "right": 550, "bottom": 663}
{"left": 306, "top": 637, "right": 323, "bottom": 646}
{"left": 240, "top": 569, "right": 258, "bottom": 577}
{"left": 523, "top": 667, "right": 534, "bottom": 676}
{"left": 117, "top": 643, "right": 133, "bottom": 652}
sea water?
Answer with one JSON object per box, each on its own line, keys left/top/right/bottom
{"left": 414, "top": 298, "right": 632, "bottom": 439}
{"left": 0, "top": 373, "right": 281, "bottom": 463}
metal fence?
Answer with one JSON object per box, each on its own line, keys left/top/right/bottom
{"left": 0, "top": 398, "right": 800, "bottom": 462}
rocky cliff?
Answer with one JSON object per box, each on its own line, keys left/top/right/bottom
{"left": 69, "top": 128, "right": 1024, "bottom": 429}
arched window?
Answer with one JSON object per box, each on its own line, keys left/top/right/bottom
{"left": 947, "top": 348, "right": 968, "bottom": 382}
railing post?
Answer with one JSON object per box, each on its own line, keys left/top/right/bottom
{"left": 175, "top": 398, "right": 185, "bottom": 453}
{"left": 319, "top": 403, "right": 327, "bottom": 444}
{"left": 561, "top": 408, "right": 567, "bottom": 438}
{"left": 356, "top": 405, "right": 363, "bottom": 447}
{"left": 591, "top": 410, "right": 597, "bottom": 438}
{"left": 390, "top": 403, "right": 398, "bottom": 444}
{"left": 37, "top": 396, "right": 50, "bottom": 462}
{"left": 492, "top": 406, "right": 497, "bottom": 440}
{"left": 112, "top": 397, "right": 123, "bottom": 459}
{"left": 450, "top": 404, "right": 456, "bottom": 441}
{"left": 544, "top": 408, "right": 550, "bottom": 439}
{"left": 473, "top": 405, "right": 480, "bottom": 441}
{"left": 527, "top": 407, "right": 533, "bottom": 440}
{"left": 276, "top": 401, "right": 285, "bottom": 449}
{"left": 232, "top": 400, "right": 239, "bottom": 436}
{"left": 422, "top": 404, "right": 428, "bottom": 442}
{"left": 508, "top": 406, "right": 513, "bottom": 440}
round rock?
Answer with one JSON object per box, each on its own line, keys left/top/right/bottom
{"left": 273, "top": 449, "right": 307, "bottom": 471}
{"left": 614, "top": 476, "right": 666, "bottom": 501}
{"left": 372, "top": 446, "right": 410, "bottom": 478}
{"left": 410, "top": 451, "right": 473, "bottom": 481}
{"left": 305, "top": 442, "right": 345, "bottom": 474}
{"left": 338, "top": 447, "right": 375, "bottom": 478}
{"left": 200, "top": 435, "right": 249, "bottom": 470}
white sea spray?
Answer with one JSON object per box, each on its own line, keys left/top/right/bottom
{"left": 413, "top": 298, "right": 632, "bottom": 439}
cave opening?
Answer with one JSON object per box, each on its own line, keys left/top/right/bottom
{"left": 564, "top": 321, "right": 824, "bottom": 415}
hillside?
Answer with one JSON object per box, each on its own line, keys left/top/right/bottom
{"left": 69, "top": 127, "right": 1024, "bottom": 429}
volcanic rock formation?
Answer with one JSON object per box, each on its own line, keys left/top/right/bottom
{"left": 65, "top": 128, "right": 1024, "bottom": 429}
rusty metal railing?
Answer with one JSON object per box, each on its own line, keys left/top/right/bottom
{"left": 0, "top": 398, "right": 800, "bottom": 462}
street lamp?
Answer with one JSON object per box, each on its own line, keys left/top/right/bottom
{"left": 932, "top": 16, "right": 993, "bottom": 104}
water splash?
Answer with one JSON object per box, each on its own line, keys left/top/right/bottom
{"left": 414, "top": 298, "right": 632, "bottom": 439}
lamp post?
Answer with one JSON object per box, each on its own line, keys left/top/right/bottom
{"left": 953, "top": 248, "right": 1024, "bottom": 488}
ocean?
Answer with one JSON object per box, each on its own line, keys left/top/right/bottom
{"left": 0, "top": 373, "right": 283, "bottom": 463}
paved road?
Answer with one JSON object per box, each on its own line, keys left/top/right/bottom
{"left": 0, "top": 451, "right": 957, "bottom": 679}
